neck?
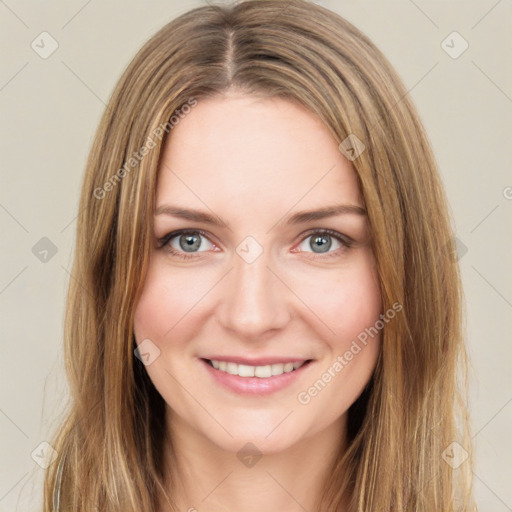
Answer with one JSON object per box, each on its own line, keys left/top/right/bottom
{"left": 158, "top": 408, "right": 349, "bottom": 512}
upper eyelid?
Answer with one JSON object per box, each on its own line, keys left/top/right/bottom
{"left": 159, "top": 228, "right": 216, "bottom": 247}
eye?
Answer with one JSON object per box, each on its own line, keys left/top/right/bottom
{"left": 158, "top": 228, "right": 353, "bottom": 261}
{"left": 158, "top": 229, "right": 216, "bottom": 260}
{"left": 294, "top": 229, "right": 353, "bottom": 258}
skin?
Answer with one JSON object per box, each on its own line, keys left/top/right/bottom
{"left": 133, "top": 92, "right": 382, "bottom": 512}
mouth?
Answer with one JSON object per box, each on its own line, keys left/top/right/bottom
{"left": 203, "top": 358, "right": 311, "bottom": 378}
{"left": 200, "top": 357, "right": 313, "bottom": 395}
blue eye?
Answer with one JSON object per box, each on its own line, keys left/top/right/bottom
{"left": 158, "top": 228, "right": 353, "bottom": 261}
{"left": 296, "top": 230, "right": 352, "bottom": 256}
{"left": 158, "top": 229, "right": 214, "bottom": 260}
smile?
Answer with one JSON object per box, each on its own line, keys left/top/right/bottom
{"left": 201, "top": 357, "right": 313, "bottom": 395}
{"left": 207, "top": 359, "right": 306, "bottom": 378}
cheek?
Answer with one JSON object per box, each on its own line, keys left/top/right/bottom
{"left": 133, "top": 260, "right": 207, "bottom": 342}
{"left": 133, "top": 278, "right": 170, "bottom": 341}
{"left": 132, "top": 262, "right": 204, "bottom": 401}
{"left": 335, "top": 274, "right": 381, "bottom": 345}
{"left": 295, "top": 254, "right": 382, "bottom": 349}
{"left": 293, "top": 258, "right": 382, "bottom": 423}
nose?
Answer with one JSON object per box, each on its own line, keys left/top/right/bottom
{"left": 216, "top": 245, "right": 291, "bottom": 339}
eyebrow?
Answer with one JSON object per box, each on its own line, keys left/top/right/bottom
{"left": 155, "top": 203, "right": 366, "bottom": 229}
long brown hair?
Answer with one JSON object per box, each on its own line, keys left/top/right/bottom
{"left": 43, "top": 1, "right": 477, "bottom": 510}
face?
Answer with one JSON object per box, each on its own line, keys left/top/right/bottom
{"left": 133, "top": 93, "right": 382, "bottom": 454}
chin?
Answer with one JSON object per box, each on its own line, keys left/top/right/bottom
{"left": 202, "top": 407, "right": 323, "bottom": 456}
{"left": 213, "top": 428, "right": 301, "bottom": 456}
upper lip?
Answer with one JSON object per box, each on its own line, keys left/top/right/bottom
{"left": 201, "top": 356, "right": 312, "bottom": 366}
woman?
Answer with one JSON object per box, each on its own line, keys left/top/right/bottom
{"left": 43, "top": 1, "right": 477, "bottom": 510}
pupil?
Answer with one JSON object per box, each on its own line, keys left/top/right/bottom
{"left": 180, "top": 234, "right": 201, "bottom": 252}
{"left": 311, "top": 234, "right": 331, "bottom": 253}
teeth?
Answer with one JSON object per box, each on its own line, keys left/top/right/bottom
{"left": 238, "top": 364, "right": 255, "bottom": 377}
{"left": 209, "top": 359, "right": 306, "bottom": 378}
{"left": 271, "top": 363, "right": 284, "bottom": 376}
{"left": 255, "top": 365, "right": 272, "bottom": 378}
{"left": 226, "top": 362, "right": 238, "bottom": 375}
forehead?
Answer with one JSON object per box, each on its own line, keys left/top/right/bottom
{"left": 155, "top": 94, "right": 363, "bottom": 219}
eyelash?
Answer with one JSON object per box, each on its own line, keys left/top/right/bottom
{"left": 157, "top": 228, "right": 353, "bottom": 261}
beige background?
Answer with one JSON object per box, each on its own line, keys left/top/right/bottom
{"left": 1, "top": 1, "right": 511, "bottom": 510}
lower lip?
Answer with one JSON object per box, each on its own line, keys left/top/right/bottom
{"left": 200, "top": 359, "right": 312, "bottom": 396}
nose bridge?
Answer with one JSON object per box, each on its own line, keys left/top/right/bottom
{"left": 218, "top": 241, "right": 290, "bottom": 337}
